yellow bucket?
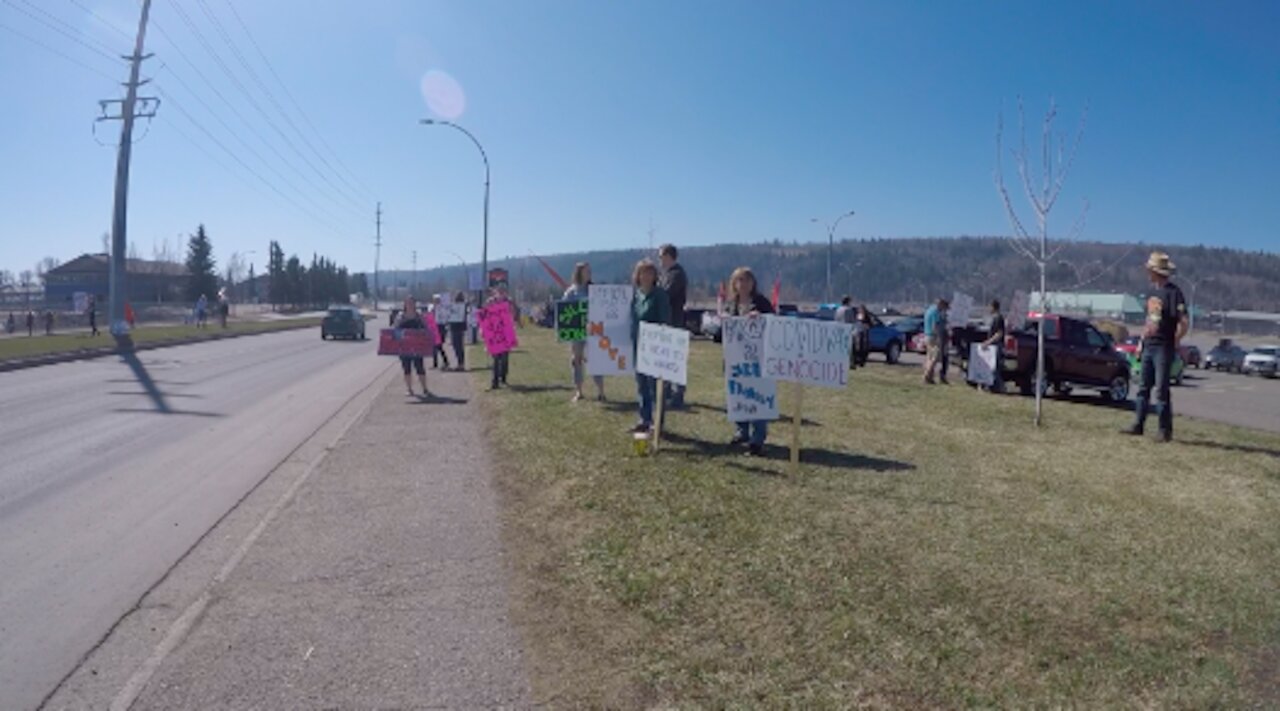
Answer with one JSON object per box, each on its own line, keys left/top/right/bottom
{"left": 632, "top": 431, "right": 651, "bottom": 456}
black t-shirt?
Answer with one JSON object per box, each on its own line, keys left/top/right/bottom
{"left": 1144, "top": 282, "right": 1187, "bottom": 346}
{"left": 989, "top": 313, "right": 1005, "bottom": 342}
{"left": 660, "top": 263, "right": 688, "bottom": 323}
{"left": 729, "top": 293, "right": 774, "bottom": 316}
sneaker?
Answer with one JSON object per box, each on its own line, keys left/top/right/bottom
{"left": 745, "top": 444, "right": 764, "bottom": 457}
{"left": 939, "top": 377, "right": 951, "bottom": 385}
{"left": 923, "top": 376, "right": 936, "bottom": 385}
{"left": 1120, "top": 425, "right": 1144, "bottom": 437}
{"left": 1157, "top": 430, "right": 1172, "bottom": 443}
{"left": 572, "top": 392, "right": 583, "bottom": 403}
{"left": 730, "top": 433, "right": 749, "bottom": 446}
{"left": 631, "top": 423, "right": 651, "bottom": 434}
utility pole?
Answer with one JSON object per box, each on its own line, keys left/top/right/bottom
{"left": 373, "top": 202, "right": 382, "bottom": 310}
{"left": 98, "top": 0, "right": 157, "bottom": 338}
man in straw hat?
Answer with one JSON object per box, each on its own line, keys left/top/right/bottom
{"left": 1122, "top": 251, "right": 1188, "bottom": 442}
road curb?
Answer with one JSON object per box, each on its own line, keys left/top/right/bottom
{"left": 0, "top": 320, "right": 322, "bottom": 374}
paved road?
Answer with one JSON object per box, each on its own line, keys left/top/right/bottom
{"left": 0, "top": 328, "right": 391, "bottom": 710}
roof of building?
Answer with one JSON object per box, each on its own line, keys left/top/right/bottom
{"left": 50, "top": 253, "right": 188, "bottom": 276}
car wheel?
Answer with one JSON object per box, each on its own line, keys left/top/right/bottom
{"left": 885, "top": 341, "right": 901, "bottom": 365}
{"left": 321, "top": 331, "right": 327, "bottom": 340}
{"left": 1104, "top": 374, "right": 1130, "bottom": 402}
{"left": 1053, "top": 382, "right": 1073, "bottom": 396}
{"left": 1174, "top": 370, "right": 1184, "bottom": 386}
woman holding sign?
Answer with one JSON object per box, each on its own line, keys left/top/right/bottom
{"left": 449, "top": 291, "right": 469, "bottom": 371}
{"left": 395, "top": 297, "right": 431, "bottom": 398}
{"left": 485, "top": 287, "right": 514, "bottom": 389}
{"left": 727, "top": 267, "right": 774, "bottom": 456}
{"left": 564, "top": 262, "right": 605, "bottom": 403}
{"left": 630, "top": 260, "right": 671, "bottom": 434}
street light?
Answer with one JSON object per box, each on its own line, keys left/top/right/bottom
{"left": 812, "top": 210, "right": 855, "bottom": 304}
{"left": 838, "top": 261, "right": 861, "bottom": 300}
{"left": 1186, "top": 276, "right": 1212, "bottom": 334}
{"left": 420, "top": 118, "right": 489, "bottom": 344}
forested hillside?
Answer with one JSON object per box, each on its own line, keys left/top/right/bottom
{"left": 387, "top": 237, "right": 1280, "bottom": 312}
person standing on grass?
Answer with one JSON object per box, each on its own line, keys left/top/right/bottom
{"left": 630, "top": 259, "right": 671, "bottom": 434}
{"left": 449, "top": 291, "right": 468, "bottom": 371}
{"left": 1123, "top": 251, "right": 1188, "bottom": 443}
{"left": 430, "top": 295, "right": 450, "bottom": 370}
{"left": 855, "top": 304, "right": 873, "bottom": 367}
{"left": 922, "top": 298, "right": 950, "bottom": 384}
{"left": 726, "top": 266, "right": 775, "bottom": 457}
{"left": 44, "top": 310, "right": 54, "bottom": 335}
{"left": 658, "top": 244, "right": 688, "bottom": 410}
{"left": 88, "top": 297, "right": 99, "bottom": 337}
{"left": 26, "top": 310, "right": 34, "bottom": 337}
{"left": 981, "top": 300, "right": 1006, "bottom": 393}
{"left": 196, "top": 294, "right": 208, "bottom": 329}
{"left": 835, "top": 297, "right": 855, "bottom": 368}
{"left": 394, "top": 297, "right": 431, "bottom": 398}
{"left": 564, "top": 262, "right": 605, "bottom": 403}
{"left": 486, "top": 287, "right": 513, "bottom": 390}
{"left": 5, "top": 312, "right": 14, "bottom": 335}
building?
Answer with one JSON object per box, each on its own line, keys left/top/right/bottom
{"left": 1031, "top": 291, "right": 1145, "bottom": 323}
{"left": 43, "top": 253, "right": 188, "bottom": 307}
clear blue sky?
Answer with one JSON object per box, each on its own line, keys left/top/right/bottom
{"left": 1, "top": 0, "right": 1276, "bottom": 280}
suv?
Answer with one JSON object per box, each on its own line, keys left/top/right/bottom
{"left": 1008, "top": 314, "right": 1131, "bottom": 401}
{"left": 321, "top": 305, "right": 367, "bottom": 340}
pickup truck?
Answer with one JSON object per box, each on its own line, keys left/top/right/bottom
{"left": 1004, "top": 314, "right": 1132, "bottom": 401}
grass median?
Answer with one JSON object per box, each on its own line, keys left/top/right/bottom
{"left": 474, "top": 327, "right": 1280, "bottom": 708}
{"left": 0, "top": 317, "right": 323, "bottom": 362}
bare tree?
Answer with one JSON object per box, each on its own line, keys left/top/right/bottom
{"left": 225, "top": 251, "right": 247, "bottom": 287}
{"left": 0, "top": 269, "right": 13, "bottom": 287}
{"left": 101, "top": 232, "right": 110, "bottom": 257}
{"left": 127, "top": 241, "right": 141, "bottom": 262}
{"left": 995, "top": 97, "right": 1089, "bottom": 427}
{"left": 35, "top": 257, "right": 61, "bottom": 286}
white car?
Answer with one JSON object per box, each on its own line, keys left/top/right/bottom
{"left": 1243, "top": 345, "right": 1280, "bottom": 378}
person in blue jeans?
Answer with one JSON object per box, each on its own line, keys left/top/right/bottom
{"left": 1123, "top": 251, "right": 1188, "bottom": 442}
{"left": 725, "top": 266, "right": 775, "bottom": 456}
{"left": 630, "top": 259, "right": 670, "bottom": 434}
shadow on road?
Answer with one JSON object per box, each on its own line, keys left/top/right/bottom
{"left": 116, "top": 349, "right": 223, "bottom": 418}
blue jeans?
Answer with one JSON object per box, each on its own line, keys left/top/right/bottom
{"left": 1133, "top": 345, "right": 1174, "bottom": 434}
{"left": 635, "top": 373, "right": 657, "bottom": 426}
{"left": 736, "top": 420, "right": 768, "bottom": 447}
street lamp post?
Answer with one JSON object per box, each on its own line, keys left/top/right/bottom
{"left": 838, "top": 261, "right": 862, "bottom": 301}
{"left": 812, "top": 210, "right": 855, "bottom": 304}
{"left": 420, "top": 119, "right": 489, "bottom": 344}
{"left": 1187, "top": 276, "right": 1211, "bottom": 334}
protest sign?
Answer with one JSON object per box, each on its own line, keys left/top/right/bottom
{"left": 438, "top": 302, "right": 466, "bottom": 324}
{"left": 637, "top": 322, "right": 690, "bottom": 386}
{"left": 761, "top": 315, "right": 852, "bottom": 389}
{"left": 377, "top": 328, "right": 435, "bottom": 357}
{"left": 426, "top": 312, "right": 439, "bottom": 334}
{"left": 722, "top": 316, "right": 779, "bottom": 423}
{"left": 556, "top": 300, "right": 588, "bottom": 342}
{"left": 73, "top": 292, "right": 89, "bottom": 315}
{"left": 950, "top": 291, "right": 975, "bottom": 328}
{"left": 467, "top": 309, "right": 478, "bottom": 330}
{"left": 478, "top": 304, "right": 518, "bottom": 356}
{"left": 587, "top": 284, "right": 634, "bottom": 376}
{"left": 968, "top": 343, "right": 997, "bottom": 386}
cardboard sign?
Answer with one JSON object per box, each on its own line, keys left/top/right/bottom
{"left": 637, "top": 322, "right": 690, "bottom": 386}
{"left": 950, "top": 291, "right": 975, "bottom": 328}
{"left": 478, "top": 303, "right": 518, "bottom": 356}
{"left": 968, "top": 343, "right": 997, "bottom": 386}
{"left": 587, "top": 284, "right": 634, "bottom": 376}
{"left": 437, "top": 302, "right": 467, "bottom": 324}
{"left": 761, "top": 315, "right": 852, "bottom": 389}
{"left": 556, "top": 300, "right": 588, "bottom": 343}
{"left": 378, "top": 328, "right": 435, "bottom": 357}
{"left": 73, "top": 292, "right": 89, "bottom": 315}
{"left": 722, "top": 316, "right": 779, "bottom": 423}
{"left": 426, "top": 312, "right": 439, "bottom": 334}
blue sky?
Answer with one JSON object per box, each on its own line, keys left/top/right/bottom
{"left": 1, "top": 0, "right": 1276, "bottom": 280}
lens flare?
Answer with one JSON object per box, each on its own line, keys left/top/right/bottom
{"left": 420, "top": 69, "right": 466, "bottom": 121}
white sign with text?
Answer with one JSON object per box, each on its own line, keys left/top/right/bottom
{"left": 722, "top": 316, "right": 779, "bottom": 422}
{"left": 587, "top": 284, "right": 635, "bottom": 377}
{"left": 761, "top": 315, "right": 852, "bottom": 389}
{"left": 636, "top": 322, "right": 690, "bottom": 385}
{"left": 967, "top": 343, "right": 997, "bottom": 386}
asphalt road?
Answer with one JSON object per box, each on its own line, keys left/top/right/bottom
{"left": 0, "top": 327, "right": 391, "bottom": 710}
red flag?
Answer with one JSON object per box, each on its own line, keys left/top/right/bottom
{"left": 529, "top": 252, "right": 569, "bottom": 291}
{"left": 716, "top": 280, "right": 726, "bottom": 313}
{"left": 770, "top": 275, "right": 780, "bottom": 311}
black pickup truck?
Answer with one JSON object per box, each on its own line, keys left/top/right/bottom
{"left": 955, "top": 314, "right": 1131, "bottom": 402}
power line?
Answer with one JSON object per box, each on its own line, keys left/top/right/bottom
{"left": 67, "top": 0, "right": 133, "bottom": 41}
{"left": 0, "top": 19, "right": 120, "bottom": 81}
{"left": 1, "top": 0, "right": 124, "bottom": 64}
{"left": 181, "top": 0, "right": 368, "bottom": 218}
{"left": 220, "top": 0, "right": 375, "bottom": 203}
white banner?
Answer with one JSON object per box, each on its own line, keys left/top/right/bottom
{"left": 437, "top": 303, "right": 467, "bottom": 324}
{"left": 587, "top": 284, "right": 634, "bottom": 377}
{"left": 722, "top": 316, "right": 779, "bottom": 423}
{"left": 636, "top": 322, "right": 690, "bottom": 385}
{"left": 967, "top": 343, "right": 997, "bottom": 386}
{"left": 761, "top": 315, "right": 852, "bottom": 389}
{"left": 950, "top": 291, "right": 975, "bottom": 328}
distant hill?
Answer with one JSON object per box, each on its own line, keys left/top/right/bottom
{"left": 374, "top": 237, "right": 1280, "bottom": 312}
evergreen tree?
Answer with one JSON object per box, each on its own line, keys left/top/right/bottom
{"left": 267, "top": 241, "right": 285, "bottom": 310}
{"left": 185, "top": 225, "right": 218, "bottom": 302}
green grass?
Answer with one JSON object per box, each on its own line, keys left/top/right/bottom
{"left": 0, "top": 317, "right": 322, "bottom": 362}
{"left": 473, "top": 328, "right": 1280, "bottom": 708}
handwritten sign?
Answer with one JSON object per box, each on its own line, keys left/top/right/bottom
{"left": 426, "top": 312, "right": 439, "bottom": 334}
{"left": 967, "top": 343, "right": 997, "bottom": 386}
{"left": 478, "top": 304, "right": 518, "bottom": 356}
{"left": 636, "top": 322, "right": 690, "bottom": 386}
{"left": 587, "top": 284, "right": 634, "bottom": 376}
{"left": 437, "top": 303, "right": 466, "bottom": 324}
{"left": 950, "top": 291, "right": 975, "bottom": 328}
{"left": 556, "top": 300, "right": 588, "bottom": 343}
{"left": 377, "top": 328, "right": 435, "bottom": 357}
{"left": 722, "top": 316, "right": 779, "bottom": 423}
{"left": 761, "top": 315, "right": 852, "bottom": 389}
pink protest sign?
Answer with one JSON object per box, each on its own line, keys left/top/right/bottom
{"left": 426, "top": 312, "right": 439, "bottom": 334}
{"left": 478, "top": 303, "right": 518, "bottom": 356}
{"left": 378, "top": 328, "right": 435, "bottom": 357}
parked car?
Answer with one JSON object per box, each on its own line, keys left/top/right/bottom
{"left": 1115, "top": 336, "right": 1143, "bottom": 357}
{"left": 321, "top": 305, "right": 367, "bottom": 340}
{"left": 1006, "top": 314, "right": 1131, "bottom": 402}
{"left": 1243, "top": 346, "right": 1280, "bottom": 378}
{"left": 1179, "top": 344, "right": 1202, "bottom": 369}
{"left": 887, "top": 315, "right": 925, "bottom": 344}
{"left": 1204, "top": 341, "right": 1247, "bottom": 372}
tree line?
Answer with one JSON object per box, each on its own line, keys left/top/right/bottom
{"left": 266, "top": 240, "right": 364, "bottom": 310}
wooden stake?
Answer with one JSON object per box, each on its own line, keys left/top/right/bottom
{"left": 790, "top": 381, "right": 803, "bottom": 470}
{"left": 653, "top": 377, "right": 665, "bottom": 453}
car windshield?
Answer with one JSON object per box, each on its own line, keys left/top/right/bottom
{"left": 1253, "top": 348, "right": 1279, "bottom": 357}
{"left": 327, "top": 309, "right": 351, "bottom": 317}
